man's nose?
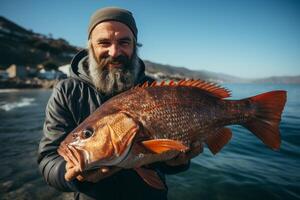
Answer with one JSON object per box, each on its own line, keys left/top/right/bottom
{"left": 108, "top": 44, "right": 120, "bottom": 58}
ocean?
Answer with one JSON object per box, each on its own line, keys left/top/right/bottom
{"left": 0, "top": 84, "right": 299, "bottom": 200}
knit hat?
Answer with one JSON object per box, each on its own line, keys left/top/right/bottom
{"left": 88, "top": 7, "right": 138, "bottom": 39}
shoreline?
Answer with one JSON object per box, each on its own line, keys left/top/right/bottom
{"left": 0, "top": 78, "right": 60, "bottom": 89}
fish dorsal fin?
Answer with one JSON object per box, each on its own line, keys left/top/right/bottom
{"left": 205, "top": 127, "right": 232, "bottom": 155}
{"left": 138, "top": 79, "right": 231, "bottom": 99}
{"left": 141, "top": 139, "right": 189, "bottom": 154}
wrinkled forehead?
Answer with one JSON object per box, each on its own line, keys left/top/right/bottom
{"left": 90, "top": 21, "right": 134, "bottom": 42}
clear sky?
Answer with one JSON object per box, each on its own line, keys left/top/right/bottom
{"left": 1, "top": 0, "right": 299, "bottom": 78}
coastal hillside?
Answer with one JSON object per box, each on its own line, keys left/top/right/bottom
{"left": 144, "top": 60, "right": 246, "bottom": 83}
{"left": 0, "top": 16, "right": 80, "bottom": 68}
{"left": 0, "top": 16, "right": 299, "bottom": 84}
{"left": 144, "top": 60, "right": 300, "bottom": 83}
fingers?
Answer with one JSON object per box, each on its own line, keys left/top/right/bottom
{"left": 65, "top": 165, "right": 81, "bottom": 181}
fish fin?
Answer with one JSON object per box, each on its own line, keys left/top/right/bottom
{"left": 205, "top": 127, "right": 232, "bottom": 155}
{"left": 141, "top": 81, "right": 149, "bottom": 88}
{"left": 150, "top": 81, "right": 157, "bottom": 86}
{"left": 138, "top": 79, "right": 231, "bottom": 98}
{"left": 242, "top": 90, "right": 287, "bottom": 150}
{"left": 134, "top": 167, "right": 166, "bottom": 190}
{"left": 141, "top": 139, "right": 189, "bottom": 154}
{"left": 189, "top": 80, "right": 231, "bottom": 98}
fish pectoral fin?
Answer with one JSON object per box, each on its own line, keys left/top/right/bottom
{"left": 134, "top": 167, "right": 166, "bottom": 190}
{"left": 205, "top": 127, "right": 232, "bottom": 155}
{"left": 141, "top": 139, "right": 189, "bottom": 154}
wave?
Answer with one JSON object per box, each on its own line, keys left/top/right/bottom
{"left": 0, "top": 89, "right": 22, "bottom": 93}
{"left": 0, "top": 98, "right": 35, "bottom": 111}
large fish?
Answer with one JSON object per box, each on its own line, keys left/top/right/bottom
{"left": 58, "top": 80, "right": 286, "bottom": 189}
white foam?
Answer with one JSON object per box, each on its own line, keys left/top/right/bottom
{"left": 0, "top": 89, "right": 21, "bottom": 93}
{"left": 0, "top": 98, "right": 35, "bottom": 111}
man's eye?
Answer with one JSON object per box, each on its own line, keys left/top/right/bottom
{"left": 98, "top": 41, "right": 111, "bottom": 47}
{"left": 119, "top": 41, "right": 130, "bottom": 46}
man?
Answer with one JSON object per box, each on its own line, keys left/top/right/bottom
{"left": 38, "top": 7, "right": 203, "bottom": 200}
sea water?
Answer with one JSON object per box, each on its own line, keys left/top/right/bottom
{"left": 0, "top": 84, "right": 299, "bottom": 200}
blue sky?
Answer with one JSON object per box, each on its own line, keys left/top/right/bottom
{"left": 1, "top": 0, "right": 299, "bottom": 78}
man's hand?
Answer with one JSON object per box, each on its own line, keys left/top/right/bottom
{"left": 165, "top": 141, "right": 203, "bottom": 166}
{"left": 65, "top": 162, "right": 121, "bottom": 183}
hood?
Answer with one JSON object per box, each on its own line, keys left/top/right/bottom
{"left": 70, "top": 49, "right": 93, "bottom": 85}
{"left": 70, "top": 49, "right": 148, "bottom": 88}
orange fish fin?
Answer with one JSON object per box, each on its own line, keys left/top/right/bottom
{"left": 192, "top": 80, "right": 231, "bottom": 98}
{"left": 175, "top": 79, "right": 231, "bottom": 98}
{"left": 205, "top": 127, "right": 232, "bottom": 155}
{"left": 150, "top": 81, "right": 157, "bottom": 86}
{"left": 134, "top": 167, "right": 166, "bottom": 190}
{"left": 242, "top": 90, "right": 286, "bottom": 150}
{"left": 177, "top": 79, "right": 186, "bottom": 85}
{"left": 141, "top": 81, "right": 149, "bottom": 88}
{"left": 169, "top": 80, "right": 175, "bottom": 86}
{"left": 141, "top": 139, "right": 189, "bottom": 154}
{"left": 138, "top": 79, "right": 231, "bottom": 98}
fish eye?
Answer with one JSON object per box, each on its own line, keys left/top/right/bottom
{"left": 82, "top": 128, "right": 94, "bottom": 139}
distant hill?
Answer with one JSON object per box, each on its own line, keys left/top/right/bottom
{"left": 0, "top": 16, "right": 299, "bottom": 84}
{"left": 0, "top": 16, "right": 80, "bottom": 68}
{"left": 144, "top": 60, "right": 300, "bottom": 84}
{"left": 252, "top": 75, "right": 300, "bottom": 84}
{"left": 144, "top": 60, "right": 246, "bottom": 83}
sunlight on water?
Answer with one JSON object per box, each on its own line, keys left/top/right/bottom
{"left": 0, "top": 97, "right": 35, "bottom": 111}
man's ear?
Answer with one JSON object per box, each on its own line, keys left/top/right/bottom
{"left": 87, "top": 39, "right": 92, "bottom": 49}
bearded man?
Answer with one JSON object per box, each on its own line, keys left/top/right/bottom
{"left": 38, "top": 7, "right": 203, "bottom": 200}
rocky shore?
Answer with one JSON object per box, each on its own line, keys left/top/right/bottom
{"left": 0, "top": 78, "right": 60, "bottom": 89}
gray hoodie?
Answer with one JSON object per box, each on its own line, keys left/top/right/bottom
{"left": 37, "top": 49, "right": 189, "bottom": 200}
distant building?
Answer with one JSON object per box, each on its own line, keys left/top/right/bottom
{"left": 0, "top": 70, "right": 9, "bottom": 80}
{"left": 6, "top": 64, "right": 27, "bottom": 79}
{"left": 38, "top": 69, "right": 67, "bottom": 80}
{"left": 26, "top": 66, "right": 38, "bottom": 78}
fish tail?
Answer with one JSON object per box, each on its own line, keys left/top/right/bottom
{"left": 242, "top": 90, "right": 287, "bottom": 150}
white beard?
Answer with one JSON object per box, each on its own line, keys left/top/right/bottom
{"left": 88, "top": 47, "right": 141, "bottom": 96}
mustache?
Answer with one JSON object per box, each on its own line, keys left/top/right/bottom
{"left": 98, "top": 55, "right": 130, "bottom": 69}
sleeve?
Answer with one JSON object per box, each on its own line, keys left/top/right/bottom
{"left": 37, "top": 84, "right": 80, "bottom": 192}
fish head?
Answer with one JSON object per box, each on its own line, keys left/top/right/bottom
{"left": 58, "top": 111, "right": 139, "bottom": 171}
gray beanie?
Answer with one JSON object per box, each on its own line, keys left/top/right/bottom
{"left": 88, "top": 7, "right": 138, "bottom": 39}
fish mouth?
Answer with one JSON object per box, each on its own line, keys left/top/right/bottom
{"left": 58, "top": 141, "right": 86, "bottom": 172}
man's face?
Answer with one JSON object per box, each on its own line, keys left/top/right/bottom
{"left": 90, "top": 21, "right": 135, "bottom": 68}
{"left": 88, "top": 21, "right": 139, "bottom": 95}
